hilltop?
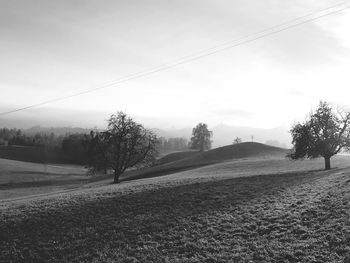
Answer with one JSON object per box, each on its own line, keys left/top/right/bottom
{"left": 158, "top": 142, "right": 288, "bottom": 165}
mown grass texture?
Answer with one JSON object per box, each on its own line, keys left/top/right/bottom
{"left": 1, "top": 165, "right": 350, "bottom": 262}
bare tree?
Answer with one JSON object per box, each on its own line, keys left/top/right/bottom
{"left": 88, "top": 112, "right": 158, "bottom": 183}
{"left": 289, "top": 101, "right": 350, "bottom": 170}
{"left": 233, "top": 137, "right": 242, "bottom": 144}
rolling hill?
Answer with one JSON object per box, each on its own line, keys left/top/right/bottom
{"left": 156, "top": 142, "right": 288, "bottom": 165}
{"left": 2, "top": 154, "right": 350, "bottom": 262}
{"left": 155, "top": 150, "right": 200, "bottom": 165}
{"left": 122, "top": 142, "right": 288, "bottom": 181}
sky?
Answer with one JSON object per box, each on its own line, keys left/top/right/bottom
{"left": 1, "top": 0, "right": 350, "bottom": 131}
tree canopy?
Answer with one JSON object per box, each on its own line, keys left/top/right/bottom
{"left": 289, "top": 101, "right": 350, "bottom": 170}
{"left": 189, "top": 123, "right": 212, "bottom": 151}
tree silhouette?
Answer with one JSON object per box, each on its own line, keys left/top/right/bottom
{"left": 85, "top": 131, "right": 109, "bottom": 174}
{"left": 233, "top": 137, "right": 242, "bottom": 144}
{"left": 87, "top": 112, "right": 158, "bottom": 183}
{"left": 289, "top": 101, "right": 350, "bottom": 170}
{"left": 189, "top": 123, "right": 212, "bottom": 151}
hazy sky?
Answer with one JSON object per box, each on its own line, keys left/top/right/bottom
{"left": 1, "top": 0, "right": 350, "bottom": 129}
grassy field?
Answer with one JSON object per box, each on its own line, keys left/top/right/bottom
{"left": 0, "top": 145, "right": 83, "bottom": 164}
{"left": 0, "top": 158, "right": 88, "bottom": 200}
{"left": 122, "top": 143, "right": 288, "bottom": 181}
{"left": 1, "top": 155, "right": 350, "bottom": 262}
{"left": 0, "top": 143, "right": 286, "bottom": 200}
{"left": 156, "top": 143, "right": 288, "bottom": 166}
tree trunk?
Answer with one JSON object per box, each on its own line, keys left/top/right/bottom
{"left": 324, "top": 156, "right": 331, "bottom": 170}
{"left": 199, "top": 140, "right": 204, "bottom": 152}
{"left": 113, "top": 170, "right": 120, "bottom": 184}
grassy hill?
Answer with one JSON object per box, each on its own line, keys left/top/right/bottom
{"left": 0, "top": 143, "right": 288, "bottom": 199}
{"left": 1, "top": 155, "right": 350, "bottom": 262}
{"left": 0, "top": 158, "right": 89, "bottom": 200}
{"left": 155, "top": 150, "right": 199, "bottom": 165}
{"left": 158, "top": 142, "right": 288, "bottom": 165}
{"left": 191, "top": 142, "right": 288, "bottom": 162}
{"left": 122, "top": 142, "right": 288, "bottom": 181}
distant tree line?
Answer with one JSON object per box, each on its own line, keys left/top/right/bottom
{"left": 1, "top": 117, "right": 218, "bottom": 183}
{"left": 0, "top": 128, "right": 64, "bottom": 148}
{"left": 158, "top": 137, "right": 188, "bottom": 151}
{"left": 0, "top": 128, "right": 87, "bottom": 164}
{"left": 0, "top": 127, "right": 195, "bottom": 166}
{"left": 0, "top": 113, "right": 159, "bottom": 183}
{"left": 0, "top": 128, "right": 19, "bottom": 141}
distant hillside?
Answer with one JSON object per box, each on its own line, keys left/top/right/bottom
{"left": 123, "top": 142, "right": 288, "bottom": 181}
{"left": 188, "top": 142, "right": 288, "bottom": 163}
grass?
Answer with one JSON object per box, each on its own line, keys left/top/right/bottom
{"left": 156, "top": 142, "right": 287, "bottom": 166}
{"left": 0, "top": 158, "right": 86, "bottom": 184}
{"left": 122, "top": 142, "right": 288, "bottom": 181}
{"left": 0, "top": 145, "right": 80, "bottom": 164}
{"left": 155, "top": 150, "right": 199, "bottom": 165}
{"left": 0, "top": 158, "right": 88, "bottom": 200}
{"left": 1, "top": 155, "right": 350, "bottom": 262}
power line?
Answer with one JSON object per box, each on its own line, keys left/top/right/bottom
{"left": 1, "top": 2, "right": 350, "bottom": 117}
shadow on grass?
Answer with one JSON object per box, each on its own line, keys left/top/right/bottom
{"left": 2, "top": 168, "right": 344, "bottom": 262}
{"left": 120, "top": 162, "right": 217, "bottom": 183}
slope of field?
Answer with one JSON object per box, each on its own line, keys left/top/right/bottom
{"left": 2, "top": 142, "right": 281, "bottom": 200}
{"left": 1, "top": 156, "right": 350, "bottom": 262}
{"left": 0, "top": 158, "right": 88, "bottom": 199}
{"left": 123, "top": 142, "right": 288, "bottom": 181}
{"left": 189, "top": 142, "right": 288, "bottom": 162}
{"left": 157, "top": 142, "right": 287, "bottom": 165}
{"left": 0, "top": 145, "right": 83, "bottom": 164}
{"left": 155, "top": 150, "right": 199, "bottom": 165}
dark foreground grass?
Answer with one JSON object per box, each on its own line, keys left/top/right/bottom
{"left": 1, "top": 168, "right": 350, "bottom": 262}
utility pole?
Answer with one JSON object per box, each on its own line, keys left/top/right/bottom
{"left": 251, "top": 135, "right": 254, "bottom": 143}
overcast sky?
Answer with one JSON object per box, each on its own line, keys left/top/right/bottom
{"left": 1, "top": 0, "right": 350, "bottom": 130}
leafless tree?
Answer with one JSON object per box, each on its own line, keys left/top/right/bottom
{"left": 233, "top": 137, "right": 242, "bottom": 144}
{"left": 88, "top": 112, "right": 158, "bottom": 183}
{"left": 289, "top": 101, "right": 350, "bottom": 170}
